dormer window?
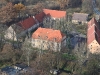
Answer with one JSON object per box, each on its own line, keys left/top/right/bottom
{"left": 54, "top": 38, "right": 56, "bottom": 41}
{"left": 46, "top": 36, "right": 48, "bottom": 39}
{"left": 38, "top": 35, "right": 40, "bottom": 38}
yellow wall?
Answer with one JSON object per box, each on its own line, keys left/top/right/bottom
{"left": 32, "top": 36, "right": 66, "bottom": 52}
{"left": 88, "top": 40, "right": 100, "bottom": 54}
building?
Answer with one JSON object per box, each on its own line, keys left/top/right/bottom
{"left": 3, "top": 8, "right": 66, "bottom": 51}
{"left": 14, "top": 64, "right": 28, "bottom": 73}
{"left": 32, "top": 27, "right": 66, "bottom": 52}
{"left": 35, "top": 12, "right": 46, "bottom": 23}
{"left": 41, "top": 9, "right": 66, "bottom": 29}
{"left": 87, "top": 17, "right": 100, "bottom": 54}
{"left": 33, "top": 12, "right": 46, "bottom": 27}
{"left": 70, "top": 33, "right": 86, "bottom": 48}
{"left": 1, "top": 64, "right": 29, "bottom": 75}
{"left": 1, "top": 66, "right": 19, "bottom": 75}
{"left": 72, "top": 13, "right": 88, "bottom": 24}
{"left": 4, "top": 17, "right": 38, "bottom": 41}
{"left": 4, "top": 9, "right": 66, "bottom": 42}
{"left": 43, "top": 9, "right": 66, "bottom": 20}
{"left": 33, "top": 9, "right": 66, "bottom": 24}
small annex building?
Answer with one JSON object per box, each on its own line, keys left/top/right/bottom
{"left": 72, "top": 12, "right": 88, "bottom": 24}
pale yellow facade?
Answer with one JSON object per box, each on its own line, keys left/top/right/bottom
{"left": 88, "top": 40, "right": 100, "bottom": 54}
{"left": 32, "top": 36, "right": 66, "bottom": 52}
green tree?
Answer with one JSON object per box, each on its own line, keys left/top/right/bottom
{"left": 81, "top": 0, "right": 93, "bottom": 13}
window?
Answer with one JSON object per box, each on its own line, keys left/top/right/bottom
{"left": 43, "top": 41, "right": 45, "bottom": 43}
{"left": 36, "top": 40, "right": 38, "bottom": 42}
{"left": 54, "top": 38, "right": 56, "bottom": 41}
{"left": 57, "top": 44, "right": 59, "bottom": 47}
{"left": 32, "top": 39, "right": 35, "bottom": 42}
{"left": 46, "top": 36, "right": 48, "bottom": 39}
{"left": 42, "top": 45, "right": 44, "bottom": 48}
{"left": 51, "top": 42, "right": 54, "bottom": 48}
{"left": 57, "top": 44, "right": 59, "bottom": 49}
{"left": 33, "top": 43, "right": 35, "bottom": 46}
{"left": 38, "top": 35, "right": 40, "bottom": 38}
{"left": 47, "top": 45, "right": 49, "bottom": 49}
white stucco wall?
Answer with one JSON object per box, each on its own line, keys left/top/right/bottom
{"left": 4, "top": 26, "right": 17, "bottom": 41}
{"left": 72, "top": 20, "right": 87, "bottom": 24}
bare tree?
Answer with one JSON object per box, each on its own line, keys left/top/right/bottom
{"left": 0, "top": 2, "right": 17, "bottom": 24}
{"left": 20, "top": 37, "right": 33, "bottom": 66}
{"left": 0, "top": 44, "right": 14, "bottom": 61}
{"left": 57, "top": 0, "right": 68, "bottom": 10}
{"left": 0, "top": 24, "right": 7, "bottom": 51}
{"left": 73, "top": 42, "right": 88, "bottom": 66}
{"left": 31, "top": 51, "right": 57, "bottom": 75}
{"left": 26, "top": 2, "right": 45, "bottom": 16}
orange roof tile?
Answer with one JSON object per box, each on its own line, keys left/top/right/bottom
{"left": 32, "top": 27, "right": 65, "bottom": 42}
{"left": 43, "top": 9, "right": 66, "bottom": 18}
{"left": 19, "top": 17, "right": 36, "bottom": 30}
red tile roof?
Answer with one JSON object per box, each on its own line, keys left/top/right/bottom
{"left": 43, "top": 9, "right": 66, "bottom": 18}
{"left": 35, "top": 12, "right": 46, "bottom": 23}
{"left": 88, "top": 17, "right": 99, "bottom": 28}
{"left": 18, "top": 9, "right": 66, "bottom": 30}
{"left": 32, "top": 27, "right": 66, "bottom": 42}
{"left": 87, "top": 17, "right": 100, "bottom": 45}
{"left": 87, "top": 24, "right": 95, "bottom": 38}
{"left": 19, "top": 17, "right": 36, "bottom": 30}
{"left": 87, "top": 32, "right": 95, "bottom": 45}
